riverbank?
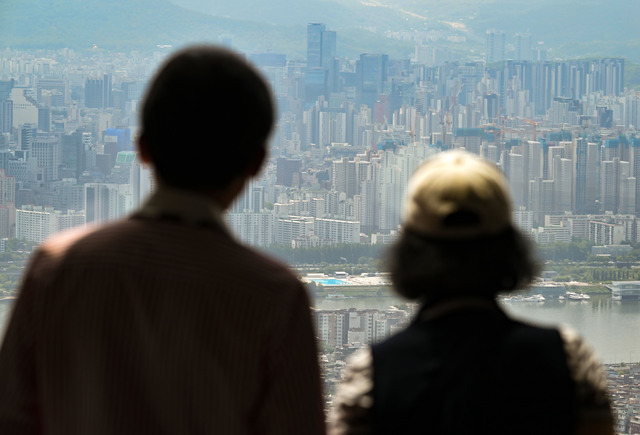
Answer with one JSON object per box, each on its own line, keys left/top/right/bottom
{"left": 565, "top": 283, "right": 610, "bottom": 294}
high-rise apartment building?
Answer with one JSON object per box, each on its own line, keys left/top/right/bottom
{"left": 84, "top": 183, "right": 132, "bottom": 223}
{"left": 275, "top": 216, "right": 314, "bottom": 245}
{"left": 573, "top": 138, "right": 589, "bottom": 214}
{"left": 0, "top": 169, "right": 16, "bottom": 206}
{"left": 332, "top": 157, "right": 357, "bottom": 198}
{"left": 600, "top": 159, "right": 619, "bottom": 213}
{"left": 0, "top": 169, "right": 16, "bottom": 238}
{"left": 19, "top": 124, "right": 36, "bottom": 151}
{"left": 314, "top": 217, "right": 360, "bottom": 244}
{"left": 16, "top": 205, "right": 58, "bottom": 243}
{"left": 226, "top": 212, "right": 274, "bottom": 247}
{"left": 130, "top": 157, "right": 153, "bottom": 209}
{"left": 315, "top": 310, "right": 348, "bottom": 348}
{"left": 15, "top": 205, "right": 85, "bottom": 244}
{"left": 553, "top": 157, "right": 573, "bottom": 212}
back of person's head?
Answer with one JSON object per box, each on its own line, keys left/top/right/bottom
{"left": 390, "top": 150, "right": 537, "bottom": 302}
{"left": 140, "top": 45, "right": 274, "bottom": 189}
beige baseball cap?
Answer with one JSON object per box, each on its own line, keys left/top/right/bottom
{"left": 403, "top": 150, "right": 512, "bottom": 239}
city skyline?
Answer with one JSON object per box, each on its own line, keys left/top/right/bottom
{"left": 0, "top": 22, "right": 638, "bottom": 248}
{"left": 1, "top": 7, "right": 640, "bottom": 433}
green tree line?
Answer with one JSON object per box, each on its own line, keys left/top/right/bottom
{"left": 536, "top": 239, "right": 595, "bottom": 262}
{"left": 263, "top": 244, "right": 386, "bottom": 266}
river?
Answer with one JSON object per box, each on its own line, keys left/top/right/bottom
{"left": 1, "top": 295, "right": 639, "bottom": 364}
{"left": 315, "top": 294, "right": 640, "bottom": 364}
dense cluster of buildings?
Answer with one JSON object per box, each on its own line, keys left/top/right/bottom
{"left": 602, "top": 364, "right": 640, "bottom": 434}
{"left": 0, "top": 24, "right": 638, "bottom": 248}
{"left": 314, "top": 306, "right": 412, "bottom": 350}
{"left": 1, "top": 27, "right": 639, "bottom": 432}
{"left": 315, "top": 305, "right": 413, "bottom": 400}
{"left": 316, "top": 304, "right": 640, "bottom": 435}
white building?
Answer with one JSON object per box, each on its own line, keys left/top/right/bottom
{"left": 84, "top": 183, "right": 132, "bottom": 224}
{"left": 530, "top": 224, "right": 571, "bottom": 244}
{"left": 513, "top": 207, "right": 534, "bottom": 233}
{"left": 226, "top": 212, "right": 274, "bottom": 247}
{"left": 370, "top": 230, "right": 399, "bottom": 245}
{"left": 7, "top": 154, "right": 38, "bottom": 184}
{"left": 275, "top": 216, "right": 314, "bottom": 245}
{"left": 588, "top": 220, "right": 625, "bottom": 245}
{"left": 16, "top": 206, "right": 85, "bottom": 244}
{"left": 16, "top": 205, "right": 57, "bottom": 243}
{"left": 314, "top": 217, "right": 360, "bottom": 244}
{"left": 315, "top": 310, "right": 348, "bottom": 348}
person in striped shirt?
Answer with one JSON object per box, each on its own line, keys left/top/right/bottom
{"left": 0, "top": 45, "right": 325, "bottom": 435}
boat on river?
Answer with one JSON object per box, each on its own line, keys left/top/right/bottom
{"left": 566, "top": 291, "right": 590, "bottom": 301}
{"left": 501, "top": 294, "right": 545, "bottom": 303}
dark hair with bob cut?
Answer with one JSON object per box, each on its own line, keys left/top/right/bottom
{"left": 140, "top": 45, "right": 274, "bottom": 189}
{"left": 388, "top": 225, "right": 538, "bottom": 303}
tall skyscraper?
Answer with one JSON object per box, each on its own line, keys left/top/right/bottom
{"left": 0, "top": 167, "right": 17, "bottom": 237}
{"left": 84, "top": 183, "right": 131, "bottom": 223}
{"left": 600, "top": 159, "right": 619, "bottom": 213}
{"left": 307, "top": 23, "right": 335, "bottom": 69}
{"left": 515, "top": 33, "right": 532, "bottom": 61}
{"left": 31, "top": 135, "right": 60, "bottom": 182}
{"left": 356, "top": 54, "right": 388, "bottom": 110}
{"left": 19, "top": 124, "right": 36, "bottom": 151}
{"left": 486, "top": 30, "right": 505, "bottom": 63}
{"left": 0, "top": 80, "right": 14, "bottom": 134}
{"left": 61, "top": 130, "right": 87, "bottom": 179}
{"left": 85, "top": 78, "right": 104, "bottom": 108}
{"left": 307, "top": 23, "right": 324, "bottom": 67}
{"left": 573, "top": 138, "right": 588, "bottom": 213}
{"left": 84, "top": 74, "right": 112, "bottom": 108}
{"left": 306, "top": 23, "right": 337, "bottom": 104}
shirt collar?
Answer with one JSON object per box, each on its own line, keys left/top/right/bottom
{"left": 133, "top": 186, "right": 228, "bottom": 232}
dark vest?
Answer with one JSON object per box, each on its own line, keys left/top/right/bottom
{"left": 371, "top": 304, "right": 576, "bottom": 434}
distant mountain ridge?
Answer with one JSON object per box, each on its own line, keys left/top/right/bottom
{"left": 0, "top": 0, "right": 296, "bottom": 52}
{"left": 0, "top": 0, "right": 419, "bottom": 58}
{"left": 1, "top": 0, "right": 638, "bottom": 62}
{"left": 170, "top": 0, "right": 640, "bottom": 61}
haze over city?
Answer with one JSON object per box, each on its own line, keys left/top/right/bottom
{"left": 1, "top": 1, "right": 640, "bottom": 433}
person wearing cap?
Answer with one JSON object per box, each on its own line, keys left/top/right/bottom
{"left": 329, "top": 150, "right": 613, "bottom": 434}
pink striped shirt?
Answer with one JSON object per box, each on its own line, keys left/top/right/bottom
{"left": 0, "top": 188, "right": 325, "bottom": 435}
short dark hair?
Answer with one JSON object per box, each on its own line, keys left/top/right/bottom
{"left": 388, "top": 225, "right": 538, "bottom": 302}
{"left": 140, "top": 45, "right": 274, "bottom": 189}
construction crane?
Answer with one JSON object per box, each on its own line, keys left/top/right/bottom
{"left": 409, "top": 103, "right": 421, "bottom": 143}
{"left": 438, "top": 110, "right": 447, "bottom": 147}
{"left": 446, "top": 81, "right": 462, "bottom": 132}
{"left": 437, "top": 81, "right": 462, "bottom": 148}
{"left": 411, "top": 93, "right": 425, "bottom": 144}
{"left": 495, "top": 106, "right": 503, "bottom": 145}
{"left": 481, "top": 106, "right": 503, "bottom": 146}
{"left": 524, "top": 119, "right": 541, "bottom": 141}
